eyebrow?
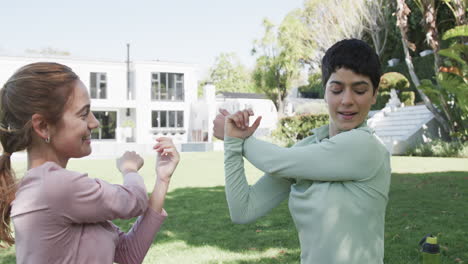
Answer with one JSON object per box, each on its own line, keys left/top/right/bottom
{"left": 76, "top": 104, "right": 90, "bottom": 115}
{"left": 329, "top": 80, "right": 370, "bottom": 87}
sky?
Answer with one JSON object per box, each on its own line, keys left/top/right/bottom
{"left": 0, "top": 0, "right": 304, "bottom": 76}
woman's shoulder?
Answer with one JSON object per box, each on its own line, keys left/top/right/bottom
{"left": 11, "top": 163, "right": 85, "bottom": 217}
{"left": 29, "top": 162, "right": 89, "bottom": 195}
{"left": 331, "top": 127, "right": 389, "bottom": 155}
{"left": 20, "top": 162, "right": 84, "bottom": 186}
{"left": 34, "top": 161, "right": 86, "bottom": 179}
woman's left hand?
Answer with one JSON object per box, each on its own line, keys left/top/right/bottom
{"left": 225, "top": 109, "right": 262, "bottom": 139}
{"left": 153, "top": 137, "right": 180, "bottom": 183}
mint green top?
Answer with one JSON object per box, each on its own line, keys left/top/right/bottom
{"left": 224, "top": 124, "right": 391, "bottom": 264}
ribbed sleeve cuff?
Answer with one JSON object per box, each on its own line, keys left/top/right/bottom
{"left": 143, "top": 207, "right": 168, "bottom": 224}
{"left": 224, "top": 136, "right": 244, "bottom": 154}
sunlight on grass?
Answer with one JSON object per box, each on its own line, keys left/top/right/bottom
{"left": 144, "top": 241, "right": 297, "bottom": 264}
{"left": 391, "top": 156, "right": 468, "bottom": 173}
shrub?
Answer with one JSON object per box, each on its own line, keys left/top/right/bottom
{"left": 379, "top": 72, "right": 410, "bottom": 91}
{"left": 400, "top": 91, "right": 415, "bottom": 106}
{"left": 406, "top": 140, "right": 467, "bottom": 157}
{"left": 373, "top": 72, "right": 415, "bottom": 110}
{"left": 272, "top": 114, "right": 329, "bottom": 147}
{"left": 373, "top": 91, "right": 391, "bottom": 110}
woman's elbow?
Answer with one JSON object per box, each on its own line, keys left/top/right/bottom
{"left": 118, "top": 186, "right": 149, "bottom": 219}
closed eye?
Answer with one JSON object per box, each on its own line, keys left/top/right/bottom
{"left": 81, "top": 110, "right": 90, "bottom": 119}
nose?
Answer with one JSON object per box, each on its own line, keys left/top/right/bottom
{"left": 89, "top": 112, "right": 100, "bottom": 129}
{"left": 341, "top": 89, "right": 354, "bottom": 106}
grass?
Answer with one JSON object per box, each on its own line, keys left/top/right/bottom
{"left": 1, "top": 153, "right": 467, "bottom": 263}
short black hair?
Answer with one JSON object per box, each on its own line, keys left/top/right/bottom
{"left": 321, "top": 39, "right": 381, "bottom": 93}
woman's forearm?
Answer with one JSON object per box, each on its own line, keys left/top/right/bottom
{"left": 149, "top": 179, "right": 170, "bottom": 214}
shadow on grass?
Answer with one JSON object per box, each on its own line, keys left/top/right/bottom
{"left": 114, "top": 186, "right": 300, "bottom": 254}
{"left": 384, "top": 171, "right": 468, "bottom": 263}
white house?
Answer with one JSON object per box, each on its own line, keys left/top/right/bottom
{"left": 0, "top": 55, "right": 199, "bottom": 157}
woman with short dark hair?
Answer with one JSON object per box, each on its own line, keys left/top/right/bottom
{"left": 214, "top": 39, "right": 391, "bottom": 264}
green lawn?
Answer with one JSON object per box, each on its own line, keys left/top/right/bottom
{"left": 1, "top": 153, "right": 467, "bottom": 264}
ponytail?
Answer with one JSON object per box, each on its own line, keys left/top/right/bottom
{"left": 0, "top": 152, "right": 15, "bottom": 247}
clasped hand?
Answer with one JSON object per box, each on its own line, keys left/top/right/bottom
{"left": 116, "top": 137, "right": 179, "bottom": 184}
{"left": 213, "top": 108, "right": 262, "bottom": 140}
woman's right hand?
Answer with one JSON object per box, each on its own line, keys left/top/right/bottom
{"left": 153, "top": 137, "right": 180, "bottom": 183}
{"left": 116, "top": 151, "right": 144, "bottom": 175}
{"left": 225, "top": 109, "right": 262, "bottom": 139}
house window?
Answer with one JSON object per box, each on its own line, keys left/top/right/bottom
{"left": 152, "top": 110, "right": 184, "bottom": 128}
{"left": 90, "top": 72, "right": 107, "bottom": 99}
{"left": 151, "top": 72, "right": 184, "bottom": 101}
{"left": 91, "top": 111, "right": 117, "bottom": 139}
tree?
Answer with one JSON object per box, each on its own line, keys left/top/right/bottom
{"left": 396, "top": 0, "right": 466, "bottom": 140}
{"left": 252, "top": 10, "right": 313, "bottom": 116}
{"left": 208, "top": 53, "right": 255, "bottom": 94}
{"left": 360, "top": 0, "right": 392, "bottom": 57}
{"left": 300, "top": 0, "right": 391, "bottom": 65}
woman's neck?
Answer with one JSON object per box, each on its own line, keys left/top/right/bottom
{"left": 27, "top": 146, "right": 68, "bottom": 170}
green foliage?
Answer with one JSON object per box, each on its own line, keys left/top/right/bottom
{"left": 379, "top": 72, "right": 410, "bottom": 91}
{"left": 374, "top": 72, "right": 414, "bottom": 109}
{"left": 406, "top": 140, "right": 468, "bottom": 157}
{"left": 442, "top": 25, "right": 468, "bottom": 40}
{"left": 439, "top": 44, "right": 468, "bottom": 66}
{"left": 297, "top": 72, "right": 324, "bottom": 98}
{"left": 418, "top": 24, "right": 468, "bottom": 141}
{"left": 400, "top": 91, "right": 415, "bottom": 106}
{"left": 373, "top": 91, "right": 391, "bottom": 110}
{"left": 208, "top": 53, "right": 256, "bottom": 94}
{"left": 252, "top": 11, "right": 314, "bottom": 114}
{"left": 272, "top": 114, "right": 329, "bottom": 147}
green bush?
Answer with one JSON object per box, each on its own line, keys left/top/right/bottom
{"left": 379, "top": 72, "right": 410, "bottom": 91}
{"left": 373, "top": 72, "right": 415, "bottom": 110}
{"left": 400, "top": 91, "right": 415, "bottom": 106}
{"left": 406, "top": 140, "right": 467, "bottom": 157}
{"left": 373, "top": 91, "right": 391, "bottom": 110}
{"left": 272, "top": 114, "right": 329, "bottom": 147}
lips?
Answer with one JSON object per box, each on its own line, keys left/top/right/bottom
{"left": 82, "top": 135, "right": 91, "bottom": 141}
{"left": 338, "top": 111, "right": 357, "bottom": 120}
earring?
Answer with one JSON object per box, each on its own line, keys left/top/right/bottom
{"left": 45, "top": 136, "right": 50, "bottom": 143}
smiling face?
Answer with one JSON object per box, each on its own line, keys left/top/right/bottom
{"left": 325, "top": 68, "right": 377, "bottom": 137}
{"left": 48, "top": 80, "right": 99, "bottom": 164}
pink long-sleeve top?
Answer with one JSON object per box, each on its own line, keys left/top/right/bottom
{"left": 10, "top": 161, "right": 167, "bottom": 264}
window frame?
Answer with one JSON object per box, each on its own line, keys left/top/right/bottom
{"left": 151, "top": 72, "right": 184, "bottom": 101}
{"left": 90, "top": 72, "right": 107, "bottom": 99}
